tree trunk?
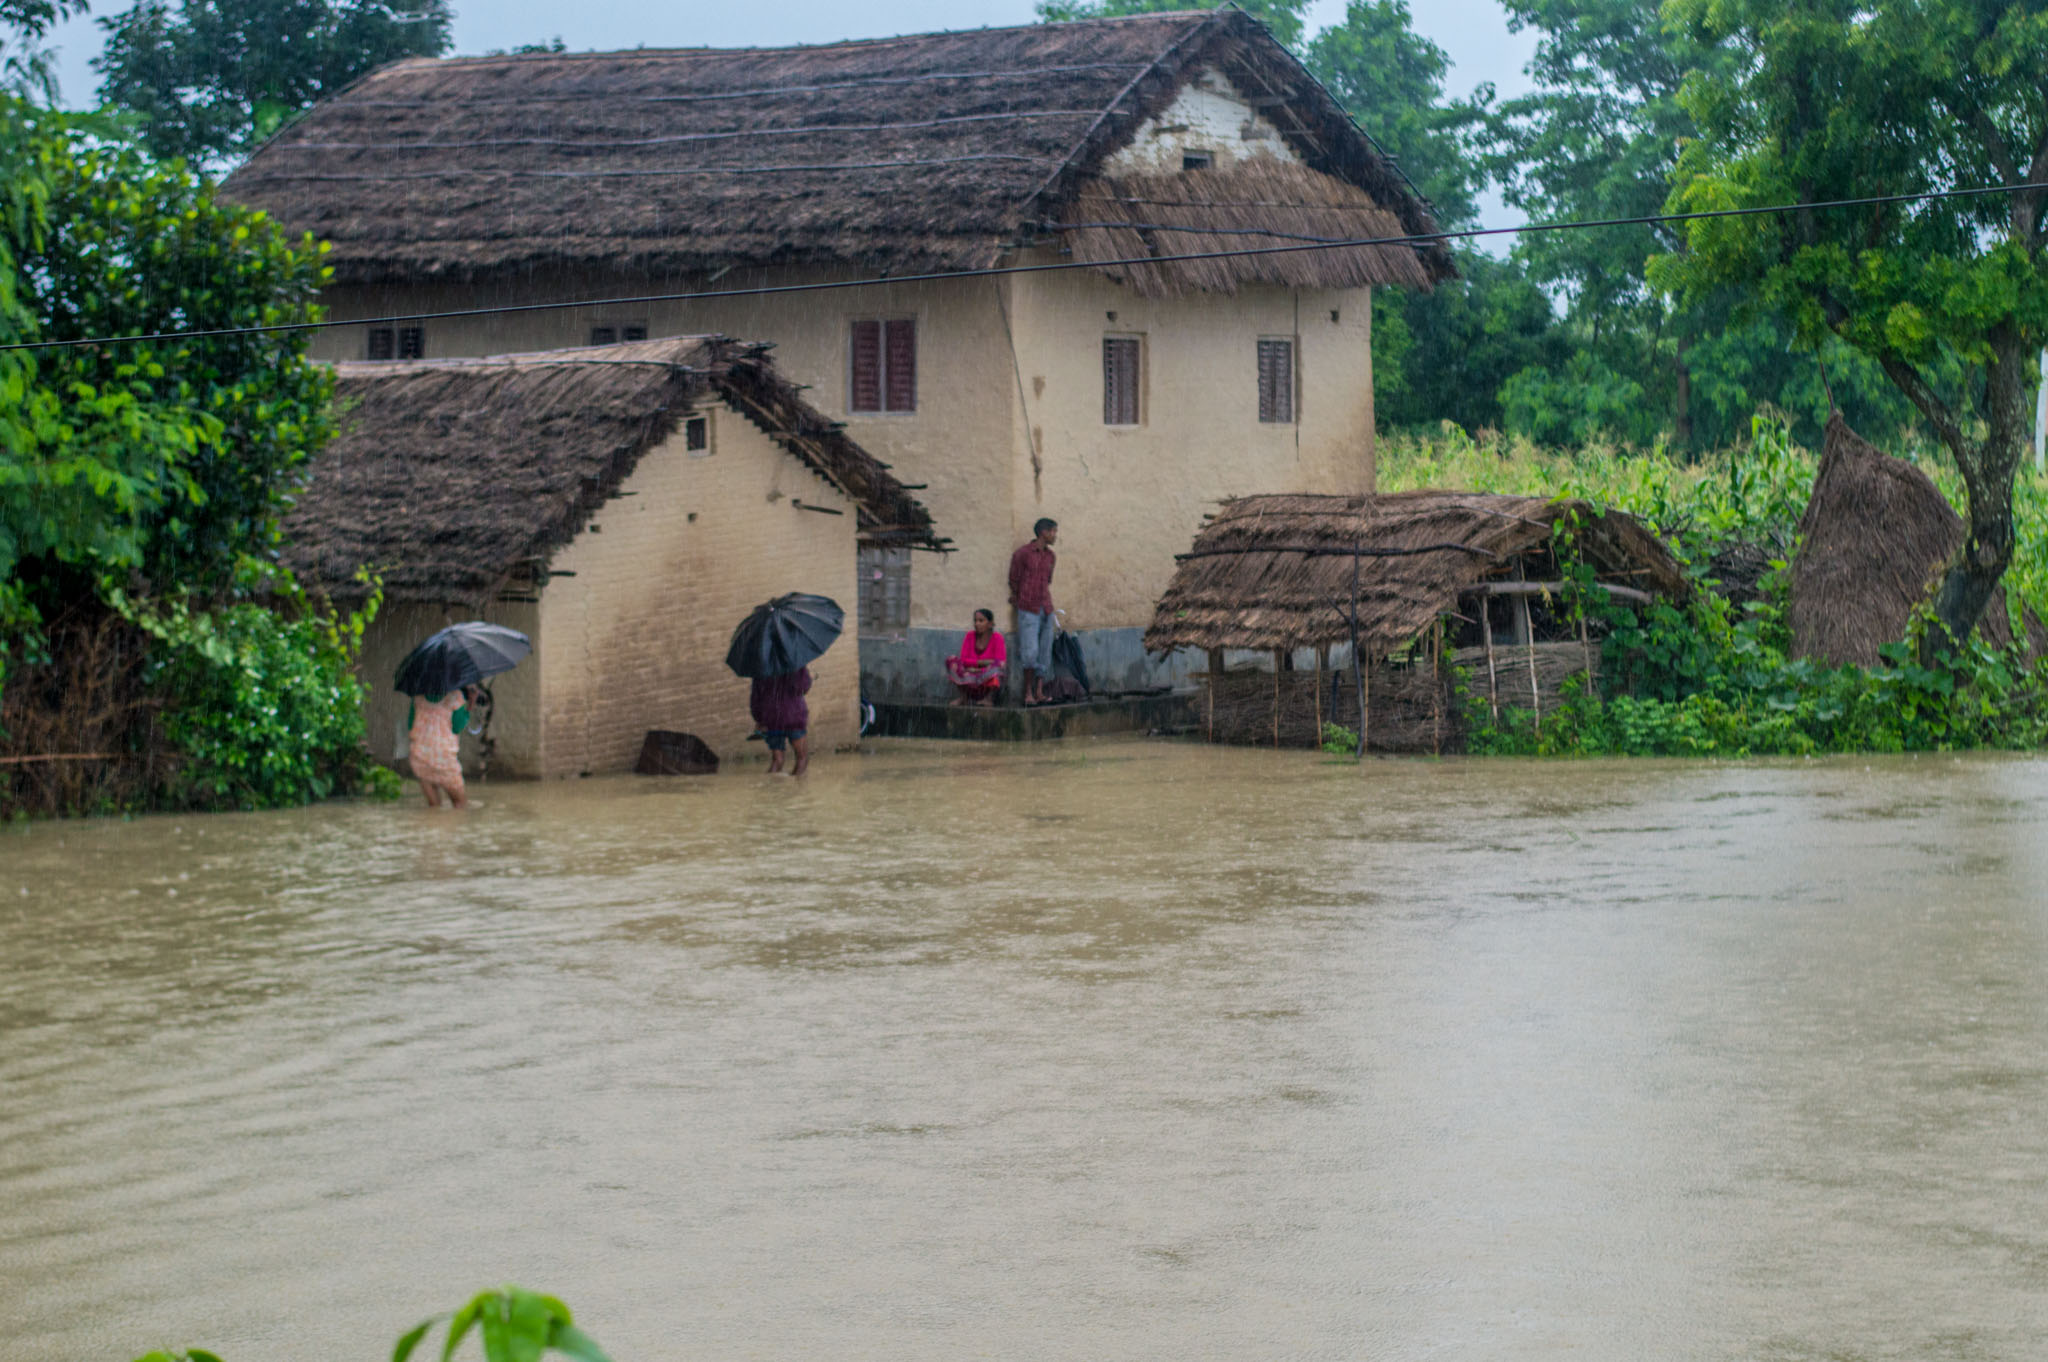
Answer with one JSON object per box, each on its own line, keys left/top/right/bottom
{"left": 1925, "top": 327, "right": 2031, "bottom": 657}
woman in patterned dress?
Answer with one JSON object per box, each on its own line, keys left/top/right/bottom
{"left": 409, "top": 686, "right": 475, "bottom": 808}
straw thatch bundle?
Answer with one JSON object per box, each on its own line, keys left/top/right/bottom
{"left": 1789, "top": 415, "right": 2042, "bottom": 665}
{"left": 1145, "top": 491, "right": 1687, "bottom": 657}
{"left": 221, "top": 10, "right": 1453, "bottom": 289}
{"left": 280, "top": 336, "right": 939, "bottom": 607}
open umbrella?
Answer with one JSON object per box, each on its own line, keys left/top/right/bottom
{"left": 394, "top": 621, "right": 532, "bottom": 696}
{"left": 726, "top": 593, "right": 843, "bottom": 678}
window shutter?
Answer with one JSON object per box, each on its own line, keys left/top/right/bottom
{"left": 849, "top": 320, "right": 882, "bottom": 412}
{"left": 884, "top": 318, "right": 917, "bottom": 412}
{"left": 366, "top": 328, "right": 394, "bottom": 360}
{"left": 589, "top": 326, "right": 617, "bottom": 346}
{"left": 398, "top": 327, "right": 426, "bottom": 360}
{"left": 1103, "top": 337, "right": 1140, "bottom": 425}
{"left": 622, "top": 324, "right": 648, "bottom": 342}
{"left": 1258, "top": 339, "right": 1294, "bottom": 423}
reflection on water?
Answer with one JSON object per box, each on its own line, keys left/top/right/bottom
{"left": 6, "top": 742, "right": 2048, "bottom": 1360}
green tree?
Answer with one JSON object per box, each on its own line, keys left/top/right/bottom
{"left": 93, "top": 0, "right": 451, "bottom": 166}
{"left": 1035, "top": 0, "right": 1311, "bottom": 48}
{"left": 1660, "top": 0, "right": 2048, "bottom": 647}
{"left": 0, "top": 0, "right": 85, "bottom": 98}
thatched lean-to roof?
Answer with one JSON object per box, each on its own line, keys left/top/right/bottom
{"left": 221, "top": 9, "right": 1453, "bottom": 291}
{"left": 281, "top": 336, "right": 941, "bottom": 607}
{"left": 1144, "top": 491, "right": 1688, "bottom": 657}
{"left": 1790, "top": 415, "right": 2040, "bottom": 665}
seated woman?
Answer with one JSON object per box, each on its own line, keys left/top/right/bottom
{"left": 945, "top": 608, "right": 1006, "bottom": 706}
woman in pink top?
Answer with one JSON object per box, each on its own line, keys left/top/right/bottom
{"left": 945, "top": 608, "right": 1006, "bottom": 706}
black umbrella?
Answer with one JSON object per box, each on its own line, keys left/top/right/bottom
{"left": 394, "top": 621, "right": 532, "bottom": 696}
{"left": 726, "top": 593, "right": 844, "bottom": 678}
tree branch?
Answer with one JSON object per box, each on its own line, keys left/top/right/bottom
{"left": 1878, "top": 352, "right": 1966, "bottom": 457}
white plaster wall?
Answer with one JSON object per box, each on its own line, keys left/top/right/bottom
{"left": 1102, "top": 67, "right": 1300, "bottom": 174}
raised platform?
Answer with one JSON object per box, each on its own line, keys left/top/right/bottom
{"left": 871, "top": 692, "right": 1197, "bottom": 742}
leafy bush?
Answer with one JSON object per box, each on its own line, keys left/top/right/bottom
{"left": 132, "top": 1285, "right": 611, "bottom": 1362}
{"left": 112, "top": 575, "right": 387, "bottom": 810}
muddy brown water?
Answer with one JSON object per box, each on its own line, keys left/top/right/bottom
{"left": 6, "top": 741, "right": 2048, "bottom": 1361}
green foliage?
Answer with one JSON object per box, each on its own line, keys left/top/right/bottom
{"left": 94, "top": 0, "right": 453, "bottom": 166}
{"left": 129, "top": 1352, "right": 223, "bottom": 1362}
{"left": 395, "top": 1287, "right": 613, "bottom": 1362}
{"left": 1320, "top": 720, "right": 1359, "bottom": 754}
{"left": 112, "top": 572, "right": 381, "bottom": 809}
{"left": 1035, "top": 0, "right": 1311, "bottom": 47}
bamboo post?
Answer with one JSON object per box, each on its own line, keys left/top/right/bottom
{"left": 1273, "top": 650, "right": 1283, "bottom": 748}
{"left": 1519, "top": 592, "right": 1541, "bottom": 722}
{"left": 1579, "top": 608, "right": 1594, "bottom": 683}
{"left": 1431, "top": 620, "right": 1443, "bottom": 755}
{"left": 1480, "top": 592, "right": 1499, "bottom": 722}
{"left": 1314, "top": 646, "right": 1326, "bottom": 740}
{"left": 1350, "top": 539, "right": 1367, "bottom": 760}
{"left": 1207, "top": 648, "right": 1222, "bottom": 743}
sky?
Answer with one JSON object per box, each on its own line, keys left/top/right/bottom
{"left": 43, "top": 0, "right": 1540, "bottom": 224}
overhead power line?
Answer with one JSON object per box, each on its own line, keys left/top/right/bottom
{"left": 4, "top": 180, "right": 2043, "bottom": 356}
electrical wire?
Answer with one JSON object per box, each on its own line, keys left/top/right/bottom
{"left": 6, "top": 179, "right": 2043, "bottom": 355}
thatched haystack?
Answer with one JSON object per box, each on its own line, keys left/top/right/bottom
{"left": 1789, "top": 415, "right": 2042, "bottom": 665}
{"left": 281, "top": 336, "right": 940, "bottom": 607}
{"left": 221, "top": 10, "right": 1455, "bottom": 292}
{"left": 1146, "top": 491, "right": 1688, "bottom": 751}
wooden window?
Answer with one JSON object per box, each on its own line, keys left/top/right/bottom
{"left": 1103, "top": 336, "right": 1141, "bottom": 425}
{"left": 589, "top": 326, "right": 617, "bottom": 346}
{"left": 1258, "top": 338, "right": 1295, "bottom": 423}
{"left": 398, "top": 327, "right": 426, "bottom": 360}
{"left": 849, "top": 318, "right": 916, "bottom": 413}
{"left": 685, "top": 415, "right": 709, "bottom": 453}
{"left": 859, "top": 545, "right": 911, "bottom": 634}
{"left": 366, "top": 328, "right": 394, "bottom": 360}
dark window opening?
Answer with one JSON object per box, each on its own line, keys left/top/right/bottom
{"left": 1182, "top": 150, "right": 1214, "bottom": 170}
{"left": 859, "top": 545, "right": 911, "bottom": 634}
{"left": 622, "top": 324, "right": 647, "bottom": 342}
{"left": 366, "top": 328, "right": 394, "bottom": 360}
{"left": 589, "top": 326, "right": 617, "bottom": 346}
{"left": 398, "top": 327, "right": 426, "bottom": 360}
{"left": 1258, "top": 338, "right": 1295, "bottom": 423}
{"left": 684, "top": 415, "right": 709, "bottom": 452}
{"left": 849, "top": 317, "right": 917, "bottom": 413}
{"left": 1103, "top": 336, "right": 1141, "bottom": 425}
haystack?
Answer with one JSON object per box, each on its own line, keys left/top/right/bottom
{"left": 1789, "top": 415, "right": 2040, "bottom": 665}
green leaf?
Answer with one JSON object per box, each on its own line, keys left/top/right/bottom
{"left": 393, "top": 1317, "right": 438, "bottom": 1362}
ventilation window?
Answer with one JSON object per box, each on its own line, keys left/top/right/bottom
{"left": 849, "top": 317, "right": 917, "bottom": 413}
{"left": 1182, "top": 150, "right": 1214, "bottom": 170}
{"left": 684, "top": 415, "right": 710, "bottom": 454}
{"left": 1258, "top": 337, "right": 1296, "bottom": 423}
{"left": 859, "top": 545, "right": 911, "bottom": 634}
{"left": 1103, "top": 336, "right": 1142, "bottom": 426}
{"left": 622, "top": 324, "right": 647, "bottom": 342}
{"left": 590, "top": 326, "right": 617, "bottom": 346}
{"left": 366, "top": 328, "right": 394, "bottom": 360}
{"left": 397, "top": 327, "right": 426, "bottom": 360}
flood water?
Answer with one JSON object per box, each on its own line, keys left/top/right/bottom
{"left": 6, "top": 740, "right": 2048, "bottom": 1360}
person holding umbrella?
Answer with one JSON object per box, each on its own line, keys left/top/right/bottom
{"left": 728, "top": 593, "right": 843, "bottom": 776}
{"left": 394, "top": 621, "right": 532, "bottom": 808}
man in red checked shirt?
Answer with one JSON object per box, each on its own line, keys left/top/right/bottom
{"left": 1008, "top": 517, "right": 1059, "bottom": 705}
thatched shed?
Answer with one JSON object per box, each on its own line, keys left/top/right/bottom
{"left": 1145, "top": 491, "right": 1688, "bottom": 750}
{"left": 221, "top": 9, "right": 1455, "bottom": 295}
{"left": 283, "top": 336, "right": 939, "bottom": 778}
{"left": 1790, "top": 415, "right": 2042, "bottom": 666}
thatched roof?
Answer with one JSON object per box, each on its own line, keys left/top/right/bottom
{"left": 1144, "top": 491, "right": 1688, "bottom": 655}
{"left": 281, "top": 336, "right": 941, "bottom": 607}
{"left": 221, "top": 9, "right": 1454, "bottom": 291}
{"left": 1790, "top": 415, "right": 2040, "bottom": 665}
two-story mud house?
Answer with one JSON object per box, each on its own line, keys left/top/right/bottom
{"left": 225, "top": 7, "right": 1454, "bottom": 701}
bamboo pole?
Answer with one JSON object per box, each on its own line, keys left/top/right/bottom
{"left": 1519, "top": 593, "right": 1540, "bottom": 722}
{"left": 1480, "top": 595, "right": 1499, "bottom": 722}
{"left": 1273, "top": 650, "right": 1283, "bottom": 748}
{"left": 1350, "top": 540, "right": 1366, "bottom": 760}
{"left": 1206, "top": 648, "right": 1222, "bottom": 742}
{"left": 1314, "top": 646, "right": 1326, "bottom": 740}
{"left": 1431, "top": 621, "right": 1443, "bottom": 755}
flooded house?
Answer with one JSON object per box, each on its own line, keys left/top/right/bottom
{"left": 221, "top": 9, "right": 1456, "bottom": 704}
{"left": 280, "top": 337, "right": 939, "bottom": 777}
{"left": 1144, "top": 492, "right": 1689, "bottom": 750}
